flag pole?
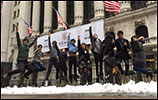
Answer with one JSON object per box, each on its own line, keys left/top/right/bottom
{"left": 52, "top": 5, "right": 70, "bottom": 29}
{"left": 20, "top": 17, "right": 32, "bottom": 37}
{"left": 20, "top": 17, "right": 33, "bottom": 28}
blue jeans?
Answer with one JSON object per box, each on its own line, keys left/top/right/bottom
{"left": 45, "top": 58, "right": 59, "bottom": 81}
{"left": 31, "top": 62, "right": 46, "bottom": 72}
{"left": 133, "top": 65, "right": 149, "bottom": 75}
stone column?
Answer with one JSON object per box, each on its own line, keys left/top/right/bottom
{"left": 29, "top": 1, "right": 41, "bottom": 58}
{"left": 19, "top": 1, "right": 32, "bottom": 38}
{"left": 32, "top": 1, "right": 40, "bottom": 34}
{"left": 44, "top": 1, "right": 52, "bottom": 33}
{"left": 57, "top": 1, "right": 67, "bottom": 30}
{"left": 93, "top": 1, "right": 104, "bottom": 20}
{"left": 73, "top": 1, "right": 83, "bottom": 26}
{"left": 1, "top": 1, "right": 13, "bottom": 62}
{"left": 118, "top": 1, "right": 131, "bottom": 13}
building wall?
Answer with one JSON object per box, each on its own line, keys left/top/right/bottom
{"left": 1, "top": 1, "right": 13, "bottom": 62}
{"left": 1, "top": 1, "right": 157, "bottom": 86}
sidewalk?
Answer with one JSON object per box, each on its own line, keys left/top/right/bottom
{"left": 1, "top": 93, "right": 157, "bottom": 99}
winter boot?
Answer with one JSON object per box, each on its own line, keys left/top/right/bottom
{"left": 96, "top": 76, "right": 99, "bottom": 83}
{"left": 44, "top": 80, "right": 49, "bottom": 86}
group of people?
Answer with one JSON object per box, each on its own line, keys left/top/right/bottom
{"left": 4, "top": 25, "right": 153, "bottom": 87}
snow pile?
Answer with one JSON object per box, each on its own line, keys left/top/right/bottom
{"left": 1, "top": 80, "right": 157, "bottom": 95}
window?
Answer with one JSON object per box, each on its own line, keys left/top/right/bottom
{"left": 135, "top": 25, "right": 149, "bottom": 38}
{"left": 131, "top": 1, "right": 147, "bottom": 10}
{"left": 14, "top": 1, "right": 17, "bottom": 6}
{"left": 17, "top": 22, "right": 19, "bottom": 27}
{"left": 12, "top": 24, "right": 15, "bottom": 32}
{"left": 13, "top": 11, "right": 16, "bottom": 19}
{"left": 17, "top": 9, "right": 20, "bottom": 17}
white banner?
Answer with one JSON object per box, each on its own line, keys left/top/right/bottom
{"left": 37, "top": 19, "right": 104, "bottom": 52}
{"left": 37, "top": 35, "right": 50, "bottom": 52}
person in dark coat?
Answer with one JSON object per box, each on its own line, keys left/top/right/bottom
{"left": 4, "top": 25, "right": 40, "bottom": 81}
{"left": 56, "top": 48, "right": 68, "bottom": 83}
{"left": 131, "top": 35, "right": 153, "bottom": 82}
{"left": 77, "top": 35, "right": 90, "bottom": 85}
{"left": 115, "top": 31, "right": 131, "bottom": 76}
{"left": 102, "top": 29, "right": 120, "bottom": 84}
{"left": 89, "top": 26, "right": 103, "bottom": 82}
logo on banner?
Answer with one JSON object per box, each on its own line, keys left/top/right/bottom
{"left": 62, "top": 32, "right": 67, "bottom": 40}
{"left": 59, "top": 32, "right": 68, "bottom": 48}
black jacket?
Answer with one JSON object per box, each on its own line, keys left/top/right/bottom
{"left": 102, "top": 33, "right": 115, "bottom": 57}
{"left": 78, "top": 39, "right": 90, "bottom": 64}
{"left": 89, "top": 27, "right": 103, "bottom": 54}
{"left": 55, "top": 43, "right": 68, "bottom": 63}
{"left": 60, "top": 52, "right": 68, "bottom": 62}
{"left": 115, "top": 38, "right": 131, "bottom": 59}
{"left": 131, "top": 39, "right": 146, "bottom": 65}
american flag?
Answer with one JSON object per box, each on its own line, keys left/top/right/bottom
{"left": 53, "top": 7, "right": 67, "bottom": 30}
{"left": 23, "top": 20, "right": 32, "bottom": 36}
{"left": 104, "top": 1, "right": 120, "bottom": 13}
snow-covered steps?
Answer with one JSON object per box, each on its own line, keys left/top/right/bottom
{"left": 1, "top": 80, "right": 157, "bottom": 95}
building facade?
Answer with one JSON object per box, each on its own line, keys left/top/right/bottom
{"left": 1, "top": 1, "right": 157, "bottom": 86}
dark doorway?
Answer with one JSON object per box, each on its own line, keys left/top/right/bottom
{"left": 52, "top": 1, "right": 58, "bottom": 31}
{"left": 83, "top": 1, "right": 94, "bottom": 24}
{"left": 136, "top": 25, "right": 149, "bottom": 38}
{"left": 39, "top": 1, "right": 44, "bottom": 34}
{"left": 67, "top": 1, "right": 74, "bottom": 26}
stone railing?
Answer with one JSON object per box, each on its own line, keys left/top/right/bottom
{"left": 143, "top": 37, "right": 157, "bottom": 45}
{"left": 7, "top": 73, "right": 157, "bottom": 87}
{"left": 147, "top": 1, "right": 157, "bottom": 6}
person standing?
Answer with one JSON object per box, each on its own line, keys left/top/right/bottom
{"left": 115, "top": 31, "right": 131, "bottom": 76}
{"left": 43, "top": 32, "right": 60, "bottom": 86}
{"left": 68, "top": 32, "right": 78, "bottom": 84}
{"left": 4, "top": 25, "right": 40, "bottom": 84}
{"left": 131, "top": 35, "right": 153, "bottom": 82}
{"left": 89, "top": 27, "right": 103, "bottom": 82}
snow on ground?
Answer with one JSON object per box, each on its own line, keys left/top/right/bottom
{"left": 1, "top": 80, "right": 157, "bottom": 95}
